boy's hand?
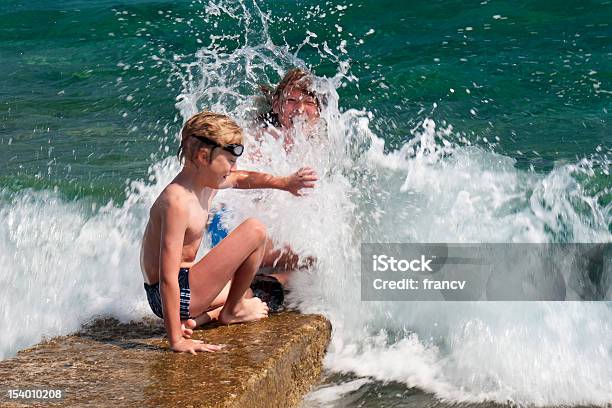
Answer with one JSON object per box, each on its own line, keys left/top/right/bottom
{"left": 283, "top": 167, "right": 318, "bottom": 196}
{"left": 170, "top": 338, "right": 225, "bottom": 355}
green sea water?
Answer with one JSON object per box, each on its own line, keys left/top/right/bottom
{"left": 1, "top": 0, "right": 609, "bottom": 204}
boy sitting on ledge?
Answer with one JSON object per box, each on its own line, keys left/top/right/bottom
{"left": 139, "top": 111, "right": 318, "bottom": 354}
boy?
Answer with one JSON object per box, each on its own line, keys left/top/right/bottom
{"left": 140, "top": 111, "right": 318, "bottom": 354}
{"left": 258, "top": 67, "right": 322, "bottom": 152}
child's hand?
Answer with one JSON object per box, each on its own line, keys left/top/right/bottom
{"left": 170, "top": 338, "right": 225, "bottom": 355}
{"left": 284, "top": 167, "right": 318, "bottom": 196}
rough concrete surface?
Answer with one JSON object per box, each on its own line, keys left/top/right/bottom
{"left": 0, "top": 312, "right": 331, "bottom": 407}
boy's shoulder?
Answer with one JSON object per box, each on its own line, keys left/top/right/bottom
{"left": 153, "top": 182, "right": 192, "bottom": 213}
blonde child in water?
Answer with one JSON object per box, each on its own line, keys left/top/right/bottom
{"left": 207, "top": 69, "right": 324, "bottom": 285}
{"left": 257, "top": 67, "right": 323, "bottom": 152}
{"left": 140, "top": 111, "right": 318, "bottom": 354}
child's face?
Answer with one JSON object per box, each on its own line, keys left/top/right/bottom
{"left": 278, "top": 87, "right": 320, "bottom": 129}
{"left": 204, "top": 148, "right": 237, "bottom": 187}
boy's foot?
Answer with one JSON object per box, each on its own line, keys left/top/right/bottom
{"left": 181, "top": 319, "right": 197, "bottom": 338}
{"left": 219, "top": 297, "right": 269, "bottom": 325}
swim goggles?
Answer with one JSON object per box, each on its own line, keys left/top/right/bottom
{"left": 191, "top": 135, "right": 244, "bottom": 157}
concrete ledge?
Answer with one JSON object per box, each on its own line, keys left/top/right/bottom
{"left": 0, "top": 312, "right": 331, "bottom": 407}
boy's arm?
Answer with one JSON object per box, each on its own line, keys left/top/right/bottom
{"left": 158, "top": 196, "right": 188, "bottom": 347}
{"left": 218, "top": 167, "right": 318, "bottom": 196}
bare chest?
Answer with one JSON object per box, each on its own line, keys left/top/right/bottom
{"left": 183, "top": 204, "right": 209, "bottom": 246}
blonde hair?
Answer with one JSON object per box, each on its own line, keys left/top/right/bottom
{"left": 258, "top": 68, "right": 321, "bottom": 127}
{"left": 272, "top": 68, "right": 315, "bottom": 107}
{"left": 177, "top": 111, "right": 243, "bottom": 163}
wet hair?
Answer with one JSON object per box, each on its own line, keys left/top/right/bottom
{"left": 177, "top": 111, "right": 243, "bottom": 163}
{"left": 257, "top": 68, "right": 321, "bottom": 128}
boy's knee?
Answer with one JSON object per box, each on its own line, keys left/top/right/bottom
{"left": 242, "top": 218, "right": 268, "bottom": 242}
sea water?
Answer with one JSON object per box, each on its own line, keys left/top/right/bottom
{"left": 0, "top": 0, "right": 611, "bottom": 406}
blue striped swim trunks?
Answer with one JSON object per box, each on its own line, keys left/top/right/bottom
{"left": 143, "top": 267, "right": 192, "bottom": 320}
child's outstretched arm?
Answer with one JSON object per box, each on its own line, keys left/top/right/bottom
{"left": 159, "top": 195, "right": 221, "bottom": 354}
{"left": 219, "top": 167, "right": 318, "bottom": 196}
